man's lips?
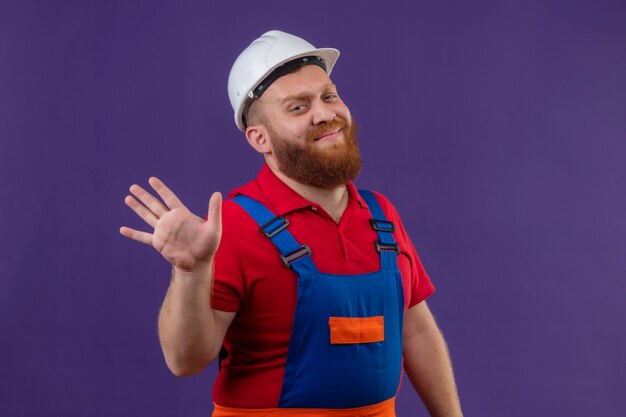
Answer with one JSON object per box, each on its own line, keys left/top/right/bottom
{"left": 314, "top": 128, "right": 342, "bottom": 141}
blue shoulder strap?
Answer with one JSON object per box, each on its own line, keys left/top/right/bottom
{"left": 232, "top": 195, "right": 319, "bottom": 277}
{"left": 358, "top": 190, "right": 399, "bottom": 270}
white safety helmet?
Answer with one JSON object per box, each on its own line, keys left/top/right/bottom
{"left": 228, "top": 30, "right": 340, "bottom": 131}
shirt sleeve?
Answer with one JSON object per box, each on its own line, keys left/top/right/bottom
{"left": 211, "top": 201, "right": 245, "bottom": 312}
{"left": 400, "top": 224, "right": 436, "bottom": 306}
{"left": 375, "top": 192, "right": 436, "bottom": 307}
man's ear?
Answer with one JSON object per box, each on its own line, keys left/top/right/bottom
{"left": 245, "top": 124, "right": 272, "bottom": 154}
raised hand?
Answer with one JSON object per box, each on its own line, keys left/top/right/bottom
{"left": 120, "top": 177, "right": 222, "bottom": 273}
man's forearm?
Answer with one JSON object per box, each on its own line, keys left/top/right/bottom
{"left": 403, "top": 304, "right": 463, "bottom": 417}
{"left": 158, "top": 264, "right": 219, "bottom": 376}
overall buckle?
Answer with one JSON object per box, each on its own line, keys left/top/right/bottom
{"left": 370, "top": 219, "right": 396, "bottom": 232}
{"left": 375, "top": 240, "right": 400, "bottom": 253}
{"left": 259, "top": 215, "right": 290, "bottom": 238}
{"left": 281, "top": 244, "right": 312, "bottom": 268}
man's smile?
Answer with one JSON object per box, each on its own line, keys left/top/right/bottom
{"left": 314, "top": 128, "right": 342, "bottom": 142}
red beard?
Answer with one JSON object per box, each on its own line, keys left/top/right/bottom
{"left": 269, "top": 119, "right": 362, "bottom": 189}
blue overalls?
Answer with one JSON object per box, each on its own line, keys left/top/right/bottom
{"left": 232, "top": 190, "right": 404, "bottom": 409}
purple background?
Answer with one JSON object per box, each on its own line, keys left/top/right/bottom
{"left": 1, "top": 0, "right": 625, "bottom": 416}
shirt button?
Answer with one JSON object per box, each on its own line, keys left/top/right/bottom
{"left": 310, "top": 207, "right": 317, "bottom": 211}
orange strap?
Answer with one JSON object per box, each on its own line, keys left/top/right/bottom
{"left": 328, "top": 316, "right": 385, "bottom": 344}
{"left": 212, "top": 397, "right": 395, "bottom": 417}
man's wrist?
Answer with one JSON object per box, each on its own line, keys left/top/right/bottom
{"left": 172, "top": 262, "right": 213, "bottom": 287}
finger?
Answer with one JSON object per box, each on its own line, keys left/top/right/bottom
{"left": 206, "top": 192, "right": 222, "bottom": 232}
{"left": 129, "top": 183, "right": 169, "bottom": 217}
{"left": 124, "top": 195, "right": 158, "bottom": 228}
{"left": 149, "top": 177, "right": 185, "bottom": 210}
{"left": 119, "top": 226, "right": 153, "bottom": 246}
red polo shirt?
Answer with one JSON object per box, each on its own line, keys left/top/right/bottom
{"left": 211, "top": 164, "right": 435, "bottom": 408}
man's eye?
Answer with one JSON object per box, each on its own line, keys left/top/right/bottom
{"left": 290, "top": 105, "right": 306, "bottom": 112}
{"left": 324, "top": 94, "right": 338, "bottom": 101}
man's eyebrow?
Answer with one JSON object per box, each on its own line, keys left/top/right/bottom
{"left": 280, "top": 83, "right": 337, "bottom": 104}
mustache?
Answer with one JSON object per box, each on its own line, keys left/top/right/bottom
{"left": 306, "top": 119, "right": 348, "bottom": 142}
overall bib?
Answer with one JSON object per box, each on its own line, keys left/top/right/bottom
{"left": 217, "top": 190, "right": 404, "bottom": 416}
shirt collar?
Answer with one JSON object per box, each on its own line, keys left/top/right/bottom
{"left": 228, "top": 164, "right": 368, "bottom": 215}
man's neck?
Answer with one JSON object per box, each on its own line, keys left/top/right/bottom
{"left": 271, "top": 166, "right": 349, "bottom": 224}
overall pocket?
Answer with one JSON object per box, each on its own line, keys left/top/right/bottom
{"left": 328, "top": 315, "right": 386, "bottom": 406}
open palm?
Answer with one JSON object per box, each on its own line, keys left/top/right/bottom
{"left": 120, "top": 177, "right": 222, "bottom": 272}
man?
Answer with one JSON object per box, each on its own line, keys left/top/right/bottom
{"left": 120, "top": 30, "right": 463, "bottom": 417}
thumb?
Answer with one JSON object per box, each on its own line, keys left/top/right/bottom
{"left": 206, "top": 191, "right": 223, "bottom": 233}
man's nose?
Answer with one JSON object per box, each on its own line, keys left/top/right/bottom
{"left": 311, "top": 103, "right": 336, "bottom": 125}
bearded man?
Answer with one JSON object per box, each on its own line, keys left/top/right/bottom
{"left": 120, "top": 31, "right": 463, "bottom": 417}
